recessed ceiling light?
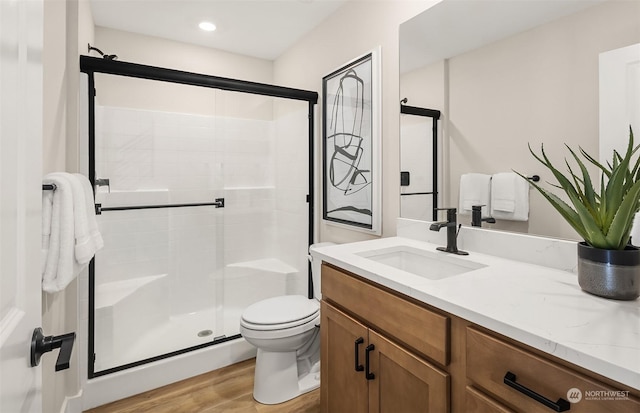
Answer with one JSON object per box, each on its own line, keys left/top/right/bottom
{"left": 199, "top": 21, "right": 216, "bottom": 32}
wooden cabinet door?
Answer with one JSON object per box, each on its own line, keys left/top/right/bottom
{"left": 368, "top": 330, "right": 450, "bottom": 413}
{"left": 321, "top": 301, "right": 369, "bottom": 413}
{"left": 465, "top": 386, "right": 515, "bottom": 413}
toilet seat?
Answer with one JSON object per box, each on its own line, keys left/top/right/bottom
{"left": 241, "top": 295, "right": 319, "bottom": 331}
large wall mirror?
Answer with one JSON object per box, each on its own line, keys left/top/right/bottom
{"left": 399, "top": 0, "right": 639, "bottom": 240}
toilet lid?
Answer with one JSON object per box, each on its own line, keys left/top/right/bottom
{"left": 241, "top": 295, "right": 319, "bottom": 326}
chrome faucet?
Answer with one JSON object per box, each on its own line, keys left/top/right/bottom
{"left": 430, "top": 208, "right": 468, "bottom": 255}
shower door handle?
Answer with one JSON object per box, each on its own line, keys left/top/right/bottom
{"left": 213, "top": 198, "right": 225, "bottom": 208}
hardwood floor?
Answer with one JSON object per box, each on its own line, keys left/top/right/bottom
{"left": 84, "top": 359, "right": 320, "bottom": 413}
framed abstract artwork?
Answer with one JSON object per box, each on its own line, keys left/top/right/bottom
{"left": 322, "top": 48, "right": 381, "bottom": 235}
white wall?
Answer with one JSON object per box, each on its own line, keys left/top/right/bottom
{"left": 274, "top": 1, "right": 439, "bottom": 243}
{"left": 42, "top": 0, "right": 94, "bottom": 412}
{"left": 93, "top": 27, "right": 274, "bottom": 120}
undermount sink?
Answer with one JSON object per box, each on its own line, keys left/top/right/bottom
{"left": 356, "top": 245, "right": 486, "bottom": 280}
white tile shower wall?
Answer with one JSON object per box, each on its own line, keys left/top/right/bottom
{"left": 223, "top": 187, "right": 277, "bottom": 265}
{"left": 94, "top": 105, "right": 293, "bottom": 316}
{"left": 94, "top": 205, "right": 170, "bottom": 285}
{"left": 400, "top": 118, "right": 435, "bottom": 221}
{"left": 274, "top": 105, "right": 310, "bottom": 296}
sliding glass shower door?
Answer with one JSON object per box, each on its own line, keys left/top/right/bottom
{"left": 85, "top": 64, "right": 315, "bottom": 377}
{"left": 91, "top": 89, "right": 229, "bottom": 373}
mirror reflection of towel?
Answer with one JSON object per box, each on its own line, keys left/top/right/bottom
{"left": 490, "top": 172, "right": 529, "bottom": 221}
{"left": 631, "top": 212, "right": 640, "bottom": 247}
{"left": 459, "top": 173, "right": 491, "bottom": 216}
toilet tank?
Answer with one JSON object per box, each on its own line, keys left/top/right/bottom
{"left": 309, "top": 242, "right": 336, "bottom": 300}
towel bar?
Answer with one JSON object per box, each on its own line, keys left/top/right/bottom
{"left": 43, "top": 184, "right": 57, "bottom": 191}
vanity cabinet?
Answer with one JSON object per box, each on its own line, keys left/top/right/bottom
{"left": 466, "top": 327, "right": 640, "bottom": 413}
{"left": 321, "top": 262, "right": 640, "bottom": 413}
{"left": 320, "top": 264, "right": 450, "bottom": 413}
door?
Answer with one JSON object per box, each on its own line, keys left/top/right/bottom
{"left": 599, "top": 43, "right": 640, "bottom": 244}
{"left": 0, "top": 0, "right": 44, "bottom": 411}
{"left": 368, "top": 330, "right": 450, "bottom": 413}
{"left": 320, "top": 301, "right": 368, "bottom": 413}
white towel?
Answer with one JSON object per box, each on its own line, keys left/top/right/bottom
{"left": 490, "top": 172, "right": 529, "bottom": 221}
{"left": 458, "top": 173, "right": 491, "bottom": 216}
{"left": 67, "top": 174, "right": 93, "bottom": 264}
{"left": 41, "top": 173, "right": 104, "bottom": 293}
{"left": 74, "top": 173, "right": 104, "bottom": 262}
{"left": 41, "top": 188, "right": 54, "bottom": 276}
{"left": 42, "top": 173, "right": 82, "bottom": 293}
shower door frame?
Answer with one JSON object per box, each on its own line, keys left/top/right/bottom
{"left": 400, "top": 104, "right": 441, "bottom": 221}
{"left": 80, "top": 55, "right": 318, "bottom": 379}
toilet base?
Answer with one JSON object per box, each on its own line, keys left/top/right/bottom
{"left": 252, "top": 349, "right": 320, "bottom": 405}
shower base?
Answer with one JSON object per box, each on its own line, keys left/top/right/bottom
{"left": 94, "top": 306, "right": 243, "bottom": 372}
{"left": 83, "top": 335, "right": 255, "bottom": 410}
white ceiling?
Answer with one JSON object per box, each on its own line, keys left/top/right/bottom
{"left": 90, "top": 0, "right": 347, "bottom": 60}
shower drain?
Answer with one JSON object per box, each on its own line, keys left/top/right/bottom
{"left": 197, "top": 329, "right": 213, "bottom": 338}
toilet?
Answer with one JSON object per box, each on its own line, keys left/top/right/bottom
{"left": 239, "top": 242, "right": 334, "bottom": 405}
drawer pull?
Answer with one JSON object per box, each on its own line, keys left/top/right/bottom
{"left": 365, "top": 344, "right": 375, "bottom": 380}
{"left": 354, "top": 337, "right": 364, "bottom": 372}
{"left": 504, "top": 371, "right": 570, "bottom": 412}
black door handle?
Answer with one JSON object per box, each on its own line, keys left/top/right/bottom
{"left": 365, "top": 344, "right": 375, "bottom": 380}
{"left": 30, "top": 327, "right": 76, "bottom": 371}
{"left": 354, "top": 337, "right": 364, "bottom": 372}
{"left": 504, "top": 371, "right": 570, "bottom": 412}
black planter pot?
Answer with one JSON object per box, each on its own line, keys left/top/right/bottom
{"left": 577, "top": 242, "right": 640, "bottom": 300}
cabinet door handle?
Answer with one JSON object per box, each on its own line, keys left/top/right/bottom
{"left": 354, "top": 337, "right": 364, "bottom": 372}
{"left": 503, "top": 371, "right": 570, "bottom": 412}
{"left": 365, "top": 344, "right": 375, "bottom": 380}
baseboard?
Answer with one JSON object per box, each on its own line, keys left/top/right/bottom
{"left": 61, "top": 390, "right": 83, "bottom": 413}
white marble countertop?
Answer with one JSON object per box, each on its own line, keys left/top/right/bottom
{"left": 311, "top": 235, "right": 640, "bottom": 390}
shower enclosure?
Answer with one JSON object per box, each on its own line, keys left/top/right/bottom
{"left": 80, "top": 56, "right": 317, "bottom": 377}
{"left": 400, "top": 104, "right": 440, "bottom": 221}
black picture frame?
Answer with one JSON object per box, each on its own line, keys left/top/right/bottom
{"left": 322, "top": 50, "right": 381, "bottom": 234}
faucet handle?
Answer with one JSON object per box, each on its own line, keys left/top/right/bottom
{"left": 434, "top": 207, "right": 458, "bottom": 222}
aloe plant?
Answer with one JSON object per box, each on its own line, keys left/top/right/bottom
{"left": 516, "top": 126, "right": 640, "bottom": 250}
